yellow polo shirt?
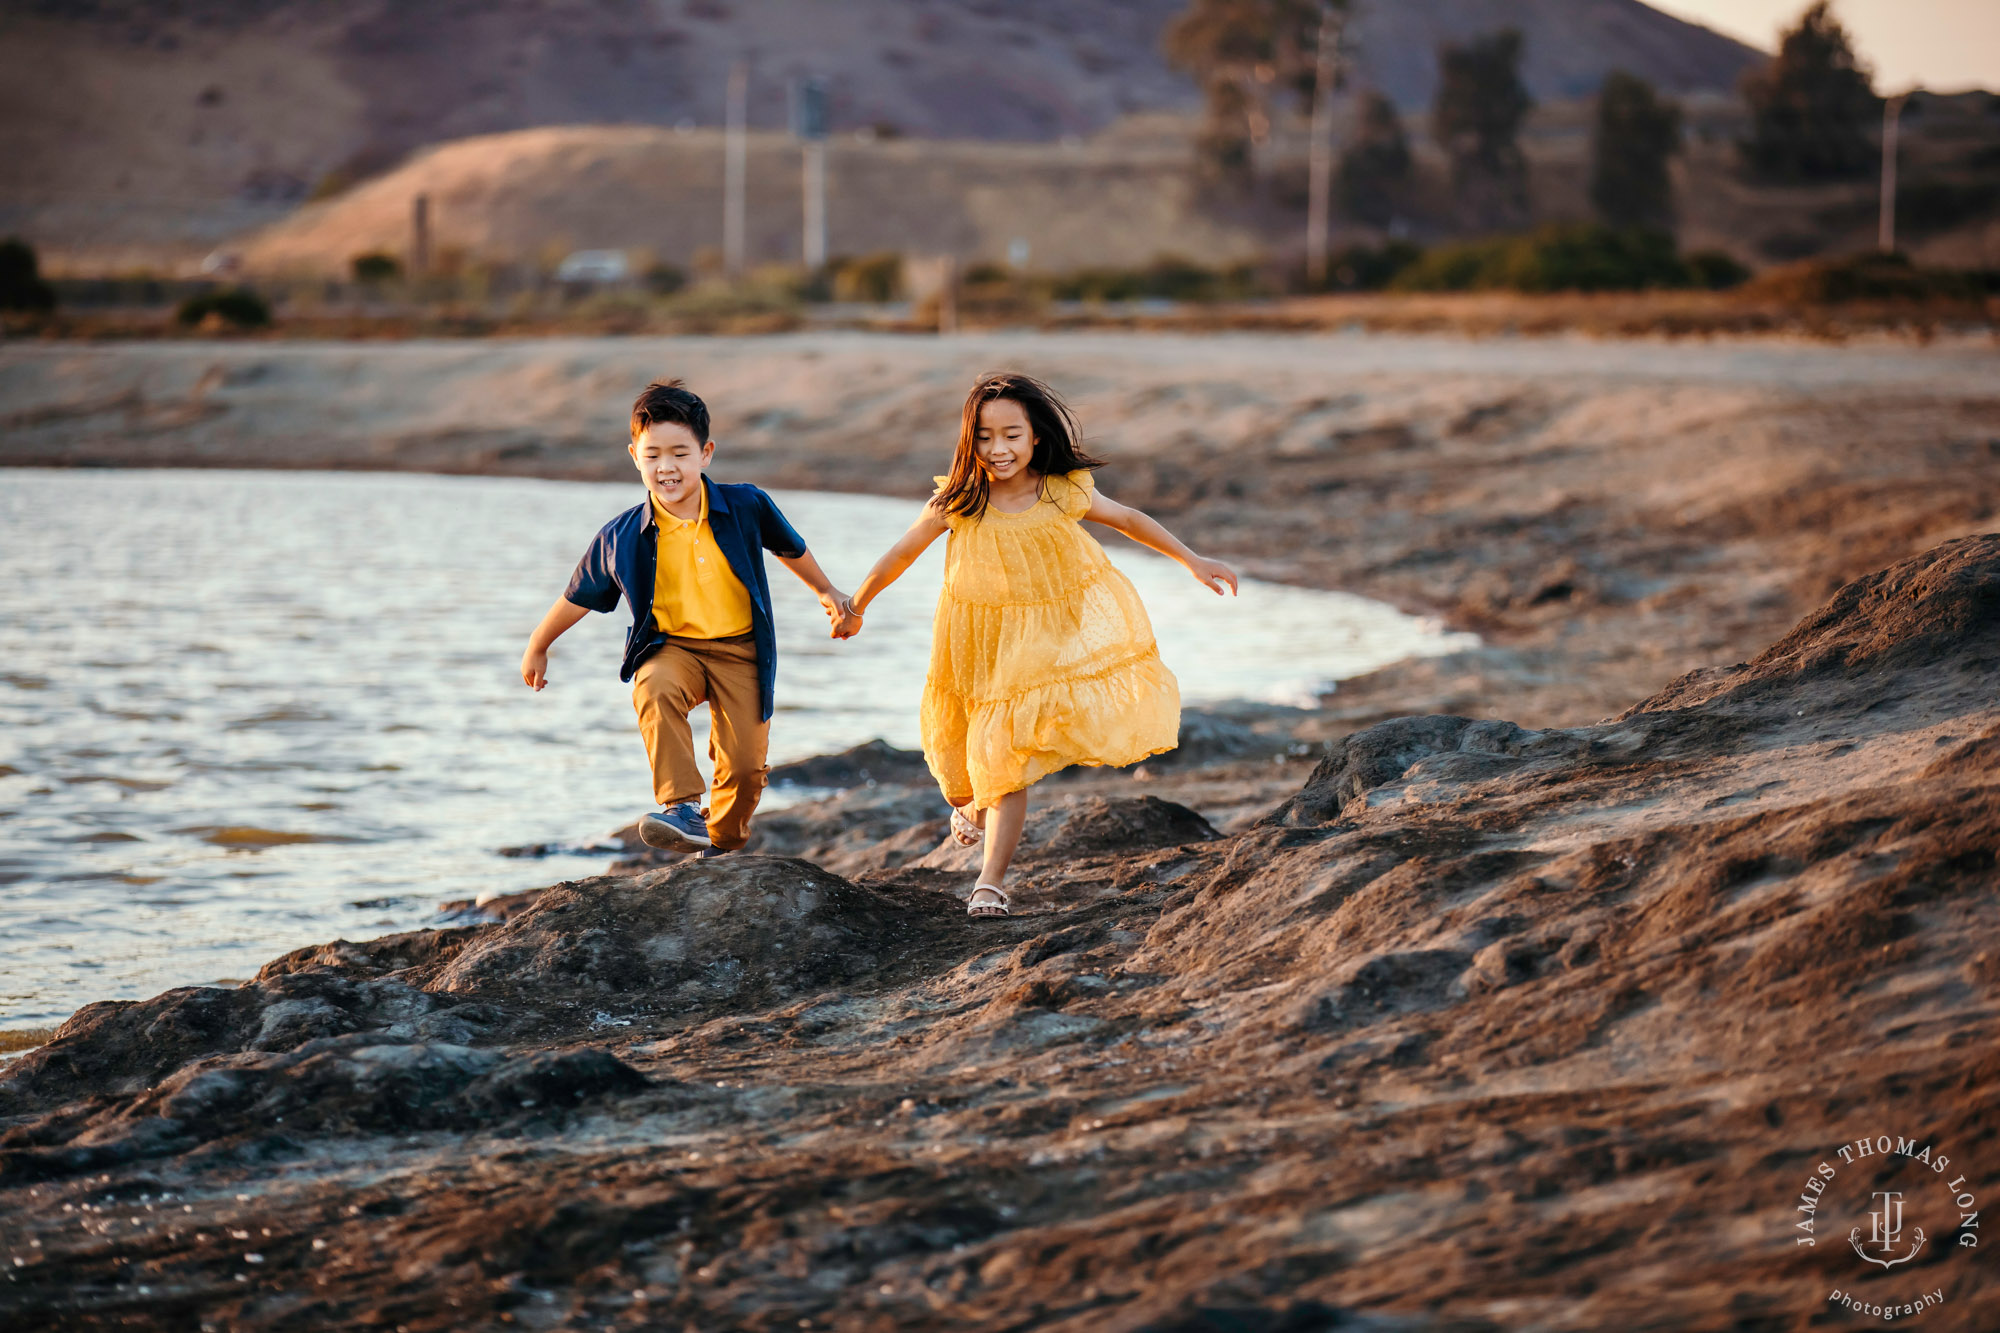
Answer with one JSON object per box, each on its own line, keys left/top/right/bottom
{"left": 652, "top": 486, "right": 755, "bottom": 639}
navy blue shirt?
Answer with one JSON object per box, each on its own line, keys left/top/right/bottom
{"left": 564, "top": 478, "right": 807, "bottom": 722}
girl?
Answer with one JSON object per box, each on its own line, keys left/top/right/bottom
{"left": 840, "top": 372, "right": 1237, "bottom": 917}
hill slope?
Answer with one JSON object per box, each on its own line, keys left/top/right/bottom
{"left": 1, "top": 0, "right": 1760, "bottom": 259}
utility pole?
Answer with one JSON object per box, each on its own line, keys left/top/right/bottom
{"left": 792, "top": 76, "right": 829, "bottom": 269}
{"left": 724, "top": 60, "right": 748, "bottom": 278}
{"left": 1304, "top": 3, "right": 1346, "bottom": 287}
{"left": 1879, "top": 91, "right": 1910, "bottom": 254}
{"left": 411, "top": 194, "right": 430, "bottom": 278}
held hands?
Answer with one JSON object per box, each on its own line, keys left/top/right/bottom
{"left": 1189, "top": 555, "right": 1240, "bottom": 596}
{"left": 521, "top": 647, "right": 550, "bottom": 691}
{"left": 820, "top": 589, "right": 864, "bottom": 640}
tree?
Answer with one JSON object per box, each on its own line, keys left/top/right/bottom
{"left": 1432, "top": 29, "right": 1533, "bottom": 232}
{"left": 1738, "top": 1, "right": 1878, "bottom": 181}
{"left": 1590, "top": 71, "right": 1683, "bottom": 231}
{"left": 0, "top": 237, "right": 55, "bottom": 313}
{"left": 1165, "top": 0, "right": 1331, "bottom": 178}
{"left": 1336, "top": 90, "right": 1413, "bottom": 227}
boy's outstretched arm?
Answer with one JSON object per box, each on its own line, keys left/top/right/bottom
{"left": 521, "top": 596, "right": 591, "bottom": 690}
{"left": 843, "top": 505, "right": 951, "bottom": 638}
{"left": 775, "top": 549, "right": 855, "bottom": 638}
{"left": 1083, "top": 491, "right": 1239, "bottom": 596}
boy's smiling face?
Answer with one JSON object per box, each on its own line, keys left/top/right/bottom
{"left": 630, "top": 421, "right": 714, "bottom": 515}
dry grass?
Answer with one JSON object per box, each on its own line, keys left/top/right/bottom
{"left": 8, "top": 286, "right": 1996, "bottom": 345}
{"left": 0, "top": 1028, "right": 57, "bottom": 1055}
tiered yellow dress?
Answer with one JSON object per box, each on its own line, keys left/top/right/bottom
{"left": 921, "top": 470, "right": 1181, "bottom": 808}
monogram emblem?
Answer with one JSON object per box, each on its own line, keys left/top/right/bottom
{"left": 1849, "top": 1190, "right": 1927, "bottom": 1268}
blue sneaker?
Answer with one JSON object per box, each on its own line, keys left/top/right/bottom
{"left": 638, "top": 802, "right": 712, "bottom": 853}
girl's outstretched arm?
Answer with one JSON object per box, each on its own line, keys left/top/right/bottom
{"left": 1083, "top": 491, "right": 1239, "bottom": 596}
{"left": 842, "top": 504, "right": 951, "bottom": 637}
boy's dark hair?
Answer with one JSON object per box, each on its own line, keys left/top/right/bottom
{"left": 630, "top": 379, "right": 710, "bottom": 444}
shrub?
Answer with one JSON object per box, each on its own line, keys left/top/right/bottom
{"left": 0, "top": 237, "right": 56, "bottom": 312}
{"left": 1399, "top": 228, "right": 1760, "bottom": 294}
{"left": 1684, "top": 250, "right": 1752, "bottom": 290}
{"left": 829, "top": 252, "right": 903, "bottom": 303}
{"left": 176, "top": 286, "right": 272, "bottom": 328}
{"left": 1047, "top": 256, "right": 1263, "bottom": 303}
{"left": 1746, "top": 252, "right": 2000, "bottom": 303}
{"left": 350, "top": 251, "right": 401, "bottom": 283}
{"left": 642, "top": 262, "right": 687, "bottom": 295}
{"left": 1314, "top": 240, "right": 1424, "bottom": 291}
{"left": 1391, "top": 225, "right": 1704, "bottom": 294}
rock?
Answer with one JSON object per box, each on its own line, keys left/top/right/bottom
{"left": 0, "top": 1037, "right": 648, "bottom": 1182}
{"left": 0, "top": 970, "right": 488, "bottom": 1117}
{"left": 914, "top": 795, "right": 1220, "bottom": 873}
{"left": 766, "top": 738, "right": 933, "bottom": 789}
{"left": 415, "top": 857, "right": 934, "bottom": 1014}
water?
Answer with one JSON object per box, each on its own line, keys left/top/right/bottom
{"left": 0, "top": 469, "right": 1475, "bottom": 1026}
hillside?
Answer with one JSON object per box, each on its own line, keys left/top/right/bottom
{"left": 0, "top": 0, "right": 1761, "bottom": 264}
{"left": 213, "top": 87, "right": 2000, "bottom": 280}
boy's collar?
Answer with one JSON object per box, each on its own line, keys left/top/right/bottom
{"left": 642, "top": 475, "right": 726, "bottom": 529}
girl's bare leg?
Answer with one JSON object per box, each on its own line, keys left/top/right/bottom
{"left": 979, "top": 789, "right": 1028, "bottom": 886}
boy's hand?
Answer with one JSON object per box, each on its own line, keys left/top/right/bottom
{"left": 818, "top": 589, "right": 856, "bottom": 638}
{"left": 521, "top": 647, "right": 550, "bottom": 691}
{"left": 1189, "top": 555, "right": 1239, "bottom": 596}
{"left": 832, "top": 603, "right": 864, "bottom": 639}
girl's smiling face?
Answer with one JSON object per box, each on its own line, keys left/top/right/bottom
{"left": 975, "top": 397, "right": 1036, "bottom": 483}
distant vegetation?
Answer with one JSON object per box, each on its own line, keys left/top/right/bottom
{"left": 0, "top": 238, "right": 56, "bottom": 313}
{"left": 350, "top": 252, "right": 402, "bottom": 283}
{"left": 1389, "top": 225, "right": 1748, "bottom": 293}
{"left": 829, "top": 253, "right": 905, "bottom": 303}
{"left": 1738, "top": 1, "right": 1880, "bottom": 182}
{"left": 1337, "top": 91, "right": 1415, "bottom": 228}
{"left": 1592, "top": 72, "right": 1682, "bottom": 231}
{"left": 1433, "top": 28, "right": 1534, "bottom": 233}
{"left": 1042, "top": 256, "right": 1265, "bottom": 303}
{"left": 1165, "top": 0, "right": 1336, "bottom": 179}
{"left": 176, "top": 287, "right": 272, "bottom": 329}
{"left": 1744, "top": 252, "right": 2000, "bottom": 303}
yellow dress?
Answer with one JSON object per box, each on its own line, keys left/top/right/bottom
{"left": 921, "top": 469, "right": 1181, "bottom": 807}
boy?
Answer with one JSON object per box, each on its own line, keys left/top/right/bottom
{"left": 520, "top": 379, "right": 852, "bottom": 855}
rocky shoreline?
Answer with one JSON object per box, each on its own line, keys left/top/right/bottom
{"left": 4, "top": 536, "right": 1997, "bottom": 1330}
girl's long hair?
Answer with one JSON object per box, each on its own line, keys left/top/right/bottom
{"left": 933, "top": 372, "right": 1103, "bottom": 519}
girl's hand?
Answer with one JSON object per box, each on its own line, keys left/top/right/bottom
{"left": 832, "top": 605, "right": 864, "bottom": 639}
{"left": 1189, "top": 555, "right": 1239, "bottom": 596}
{"left": 521, "top": 647, "right": 550, "bottom": 691}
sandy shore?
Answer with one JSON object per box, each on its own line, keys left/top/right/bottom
{"left": 5, "top": 330, "right": 1997, "bottom": 725}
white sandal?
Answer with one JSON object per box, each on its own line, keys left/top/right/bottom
{"left": 967, "top": 883, "right": 1010, "bottom": 917}
{"left": 949, "top": 806, "right": 984, "bottom": 848}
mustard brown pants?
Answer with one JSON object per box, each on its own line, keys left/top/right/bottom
{"left": 631, "top": 634, "right": 768, "bottom": 851}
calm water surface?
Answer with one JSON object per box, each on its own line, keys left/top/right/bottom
{"left": 0, "top": 469, "right": 1475, "bottom": 1026}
